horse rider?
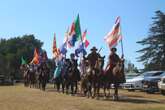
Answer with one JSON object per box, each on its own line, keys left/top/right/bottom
{"left": 105, "top": 48, "right": 124, "bottom": 83}
{"left": 87, "top": 46, "right": 101, "bottom": 70}
{"left": 69, "top": 53, "right": 81, "bottom": 81}
{"left": 105, "top": 47, "right": 124, "bottom": 82}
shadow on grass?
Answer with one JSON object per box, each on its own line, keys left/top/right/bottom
{"left": 45, "top": 88, "right": 165, "bottom": 104}
{"left": 101, "top": 96, "right": 164, "bottom": 104}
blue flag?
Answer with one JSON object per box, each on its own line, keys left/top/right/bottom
{"left": 75, "top": 42, "right": 87, "bottom": 57}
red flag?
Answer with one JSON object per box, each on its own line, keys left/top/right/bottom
{"left": 52, "top": 33, "right": 60, "bottom": 58}
{"left": 69, "top": 22, "right": 75, "bottom": 36}
{"left": 82, "top": 30, "right": 89, "bottom": 48}
{"left": 30, "top": 48, "right": 39, "bottom": 64}
{"left": 104, "top": 16, "right": 122, "bottom": 48}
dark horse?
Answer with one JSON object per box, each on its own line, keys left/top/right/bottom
{"left": 39, "top": 62, "right": 50, "bottom": 91}
{"left": 27, "top": 64, "right": 37, "bottom": 88}
{"left": 65, "top": 59, "right": 81, "bottom": 95}
{"left": 103, "top": 60, "right": 125, "bottom": 100}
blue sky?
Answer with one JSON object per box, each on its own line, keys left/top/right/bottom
{"left": 0, "top": 0, "right": 165, "bottom": 69}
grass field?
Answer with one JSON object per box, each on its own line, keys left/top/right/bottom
{"left": 0, "top": 84, "right": 165, "bottom": 110}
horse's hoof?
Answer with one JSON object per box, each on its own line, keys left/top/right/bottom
{"left": 96, "top": 97, "right": 100, "bottom": 100}
{"left": 104, "top": 96, "right": 107, "bottom": 100}
{"left": 112, "top": 96, "right": 119, "bottom": 101}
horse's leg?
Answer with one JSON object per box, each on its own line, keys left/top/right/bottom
{"left": 107, "top": 83, "right": 111, "bottom": 98}
{"left": 93, "top": 82, "right": 96, "bottom": 98}
{"left": 75, "top": 81, "right": 78, "bottom": 94}
{"left": 62, "top": 79, "right": 65, "bottom": 93}
{"left": 113, "top": 83, "right": 119, "bottom": 101}
{"left": 56, "top": 78, "right": 60, "bottom": 92}
{"left": 103, "top": 81, "right": 107, "bottom": 98}
{"left": 65, "top": 80, "right": 69, "bottom": 94}
{"left": 71, "top": 82, "right": 74, "bottom": 95}
{"left": 53, "top": 79, "right": 56, "bottom": 89}
{"left": 97, "top": 81, "right": 100, "bottom": 98}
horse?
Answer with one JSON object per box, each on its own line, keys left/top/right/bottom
{"left": 80, "top": 59, "right": 93, "bottom": 98}
{"left": 80, "top": 56, "right": 105, "bottom": 98}
{"left": 103, "top": 60, "right": 125, "bottom": 100}
{"left": 20, "top": 64, "right": 29, "bottom": 87}
{"left": 66, "top": 59, "right": 81, "bottom": 95}
{"left": 27, "top": 64, "right": 37, "bottom": 88}
{"left": 39, "top": 62, "right": 50, "bottom": 91}
{"left": 92, "top": 56, "right": 105, "bottom": 98}
{"left": 112, "top": 61, "right": 125, "bottom": 100}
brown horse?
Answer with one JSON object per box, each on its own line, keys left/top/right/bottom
{"left": 102, "top": 60, "right": 125, "bottom": 100}
{"left": 80, "top": 56, "right": 105, "bottom": 98}
{"left": 112, "top": 61, "right": 125, "bottom": 100}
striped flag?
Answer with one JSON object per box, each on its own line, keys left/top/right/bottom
{"left": 104, "top": 16, "right": 122, "bottom": 48}
{"left": 52, "top": 33, "right": 60, "bottom": 58}
{"left": 82, "top": 30, "right": 89, "bottom": 48}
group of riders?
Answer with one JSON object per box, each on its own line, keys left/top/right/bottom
{"left": 20, "top": 46, "right": 125, "bottom": 100}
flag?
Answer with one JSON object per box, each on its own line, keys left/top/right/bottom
{"left": 82, "top": 30, "right": 89, "bottom": 48}
{"left": 30, "top": 48, "right": 39, "bottom": 64}
{"left": 59, "top": 43, "right": 67, "bottom": 55}
{"left": 74, "top": 14, "right": 82, "bottom": 41}
{"left": 59, "top": 28, "right": 69, "bottom": 55}
{"left": 68, "top": 22, "right": 77, "bottom": 47}
{"left": 104, "top": 16, "right": 122, "bottom": 48}
{"left": 68, "top": 14, "right": 82, "bottom": 47}
{"left": 52, "top": 33, "right": 60, "bottom": 58}
{"left": 21, "top": 56, "right": 27, "bottom": 65}
{"left": 64, "top": 27, "right": 71, "bottom": 48}
{"left": 75, "top": 42, "right": 87, "bottom": 57}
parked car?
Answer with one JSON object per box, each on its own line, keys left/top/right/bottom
{"left": 0, "top": 74, "right": 14, "bottom": 86}
{"left": 123, "top": 71, "right": 164, "bottom": 91}
{"left": 158, "top": 76, "right": 165, "bottom": 95}
{"left": 142, "top": 71, "right": 165, "bottom": 93}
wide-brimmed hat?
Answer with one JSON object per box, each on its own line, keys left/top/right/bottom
{"left": 70, "top": 53, "right": 75, "bottom": 57}
{"left": 90, "top": 46, "right": 98, "bottom": 51}
{"left": 111, "top": 47, "right": 117, "bottom": 52}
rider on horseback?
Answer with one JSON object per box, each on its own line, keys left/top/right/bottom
{"left": 105, "top": 48, "right": 123, "bottom": 69}
{"left": 69, "top": 53, "right": 81, "bottom": 81}
{"left": 87, "top": 46, "right": 101, "bottom": 70}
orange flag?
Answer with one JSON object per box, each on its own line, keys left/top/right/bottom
{"left": 52, "top": 33, "right": 60, "bottom": 58}
{"left": 30, "top": 48, "right": 39, "bottom": 64}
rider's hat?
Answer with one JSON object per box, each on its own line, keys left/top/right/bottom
{"left": 111, "top": 47, "right": 117, "bottom": 52}
{"left": 90, "top": 46, "right": 98, "bottom": 51}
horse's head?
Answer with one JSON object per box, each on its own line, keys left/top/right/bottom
{"left": 113, "top": 61, "right": 124, "bottom": 77}
{"left": 95, "top": 56, "right": 105, "bottom": 70}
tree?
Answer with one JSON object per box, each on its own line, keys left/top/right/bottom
{"left": 124, "top": 60, "right": 139, "bottom": 73}
{"left": 137, "top": 10, "right": 165, "bottom": 71}
{"left": 0, "top": 35, "right": 43, "bottom": 79}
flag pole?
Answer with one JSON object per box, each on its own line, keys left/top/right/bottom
{"left": 78, "top": 14, "right": 85, "bottom": 75}
{"left": 119, "top": 17, "right": 124, "bottom": 58}
{"left": 121, "top": 39, "right": 124, "bottom": 57}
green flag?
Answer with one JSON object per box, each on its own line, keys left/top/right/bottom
{"left": 21, "top": 56, "right": 27, "bottom": 65}
{"left": 74, "top": 14, "right": 82, "bottom": 41}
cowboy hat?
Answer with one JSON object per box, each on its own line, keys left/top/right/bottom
{"left": 111, "top": 47, "right": 117, "bottom": 52}
{"left": 90, "top": 46, "right": 98, "bottom": 51}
